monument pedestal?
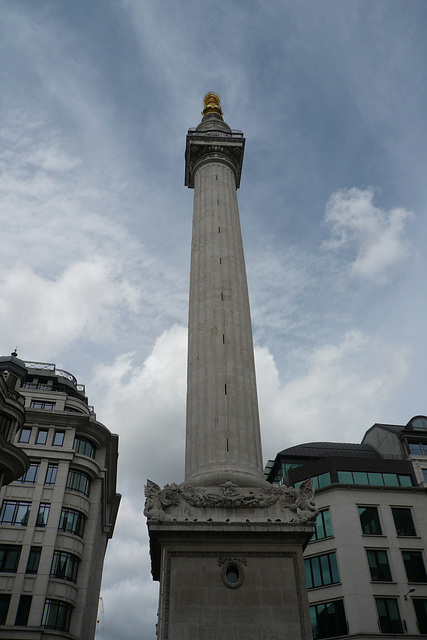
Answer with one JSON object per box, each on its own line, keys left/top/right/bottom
{"left": 146, "top": 479, "right": 316, "bottom": 640}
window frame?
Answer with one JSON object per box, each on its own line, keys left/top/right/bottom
{"left": 15, "top": 595, "right": 32, "bottom": 626}
{"left": 0, "top": 544, "right": 22, "bottom": 573}
{"left": 26, "top": 547, "right": 42, "bottom": 574}
{"left": 0, "top": 594, "right": 11, "bottom": 625}
{"left": 309, "top": 598, "right": 348, "bottom": 640}
{"left": 41, "top": 598, "right": 72, "bottom": 632}
{"left": 304, "top": 551, "right": 340, "bottom": 589}
{"left": 358, "top": 505, "right": 382, "bottom": 535}
{"left": 413, "top": 599, "right": 427, "bottom": 634}
{"left": 19, "top": 428, "right": 31, "bottom": 443}
{"left": 50, "top": 550, "right": 80, "bottom": 583}
{"left": 36, "top": 429, "right": 49, "bottom": 445}
{"left": 16, "top": 462, "right": 40, "bottom": 484}
{"left": 366, "top": 549, "right": 392, "bottom": 582}
{"left": 66, "top": 469, "right": 91, "bottom": 497}
{"left": 53, "top": 431, "right": 65, "bottom": 446}
{"left": 44, "top": 464, "right": 58, "bottom": 486}
{"left": 375, "top": 597, "right": 403, "bottom": 634}
{"left": 73, "top": 436, "right": 96, "bottom": 459}
{"left": 402, "top": 550, "right": 427, "bottom": 582}
{"left": 58, "top": 508, "right": 86, "bottom": 538}
{"left": 311, "top": 509, "right": 333, "bottom": 542}
{"left": 391, "top": 507, "right": 417, "bottom": 537}
{"left": 0, "top": 500, "right": 31, "bottom": 526}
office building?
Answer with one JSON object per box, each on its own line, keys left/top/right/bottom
{"left": 265, "top": 416, "right": 427, "bottom": 638}
{"left": 0, "top": 358, "right": 120, "bottom": 639}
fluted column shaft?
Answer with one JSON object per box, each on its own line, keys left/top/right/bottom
{"left": 185, "top": 156, "right": 264, "bottom": 486}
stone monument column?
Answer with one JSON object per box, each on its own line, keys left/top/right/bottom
{"left": 145, "top": 94, "right": 317, "bottom": 640}
{"left": 185, "top": 92, "right": 263, "bottom": 487}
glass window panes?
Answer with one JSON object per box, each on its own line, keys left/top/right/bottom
{"left": 74, "top": 436, "right": 95, "bottom": 458}
{"left": 58, "top": 508, "right": 85, "bottom": 537}
{"left": 423, "top": 470, "right": 427, "bottom": 482}
{"left": 51, "top": 551, "right": 79, "bottom": 582}
{"left": 413, "top": 599, "right": 427, "bottom": 634}
{"left": 42, "top": 599, "right": 72, "bottom": 632}
{"left": 375, "top": 598, "right": 403, "bottom": 633}
{"left": 16, "top": 463, "right": 39, "bottom": 484}
{"left": 19, "top": 428, "right": 31, "bottom": 443}
{"left": 402, "top": 550, "right": 427, "bottom": 582}
{"left": 392, "top": 507, "right": 416, "bottom": 536}
{"left": 412, "top": 417, "right": 427, "bottom": 430}
{"left": 66, "top": 470, "right": 90, "bottom": 496}
{"left": 36, "top": 429, "right": 48, "bottom": 445}
{"left": 0, "top": 595, "right": 11, "bottom": 625}
{"left": 309, "top": 599, "right": 348, "bottom": 639}
{"left": 0, "top": 501, "right": 30, "bottom": 526}
{"left": 366, "top": 549, "right": 392, "bottom": 581}
{"left": 53, "top": 431, "right": 64, "bottom": 446}
{"left": 26, "top": 547, "right": 41, "bottom": 574}
{"left": 305, "top": 552, "right": 340, "bottom": 589}
{"left": 339, "top": 471, "right": 412, "bottom": 487}
{"left": 45, "top": 464, "right": 58, "bottom": 486}
{"left": 0, "top": 545, "right": 21, "bottom": 572}
{"left": 15, "top": 595, "right": 32, "bottom": 626}
{"left": 30, "top": 401, "right": 55, "bottom": 410}
{"left": 358, "top": 506, "right": 382, "bottom": 535}
{"left": 408, "top": 441, "right": 427, "bottom": 455}
{"left": 36, "top": 503, "right": 50, "bottom": 527}
{"left": 311, "top": 509, "right": 333, "bottom": 542}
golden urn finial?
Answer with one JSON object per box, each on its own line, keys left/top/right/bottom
{"left": 202, "top": 92, "right": 223, "bottom": 117}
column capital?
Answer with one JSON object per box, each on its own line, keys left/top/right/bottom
{"left": 185, "top": 132, "right": 245, "bottom": 189}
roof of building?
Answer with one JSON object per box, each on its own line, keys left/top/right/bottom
{"left": 277, "top": 441, "right": 381, "bottom": 459}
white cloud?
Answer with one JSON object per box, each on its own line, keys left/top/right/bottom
{"left": 0, "top": 259, "right": 140, "bottom": 355}
{"left": 322, "top": 187, "right": 412, "bottom": 282}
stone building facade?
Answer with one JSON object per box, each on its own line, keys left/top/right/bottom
{"left": 265, "top": 416, "right": 427, "bottom": 638}
{"left": 0, "top": 359, "right": 120, "bottom": 639}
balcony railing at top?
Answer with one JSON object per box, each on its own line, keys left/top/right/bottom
{"left": 187, "top": 128, "right": 244, "bottom": 138}
{"left": 24, "top": 362, "right": 84, "bottom": 392}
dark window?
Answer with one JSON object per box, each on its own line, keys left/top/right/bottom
{"left": 30, "top": 401, "right": 55, "bottom": 411}
{"left": 408, "top": 441, "right": 427, "bottom": 455}
{"left": 0, "top": 545, "right": 21, "bottom": 572}
{"left": 36, "top": 503, "right": 50, "bottom": 527}
{"left": 45, "top": 464, "right": 58, "bottom": 486}
{"left": 19, "top": 428, "right": 31, "bottom": 443}
{"left": 74, "top": 436, "right": 95, "bottom": 458}
{"left": 412, "top": 417, "right": 427, "bottom": 430}
{"left": 66, "top": 470, "right": 90, "bottom": 497}
{"left": 311, "top": 509, "right": 333, "bottom": 542}
{"left": 53, "top": 431, "right": 64, "bottom": 446}
{"left": 0, "top": 501, "right": 30, "bottom": 526}
{"left": 295, "top": 473, "right": 331, "bottom": 490}
{"left": 413, "top": 599, "right": 427, "bottom": 633}
{"left": 26, "top": 547, "right": 41, "bottom": 574}
{"left": 392, "top": 507, "right": 416, "bottom": 536}
{"left": 50, "top": 551, "right": 79, "bottom": 582}
{"left": 58, "top": 508, "right": 85, "bottom": 537}
{"left": 16, "top": 463, "right": 39, "bottom": 484}
{"left": 15, "top": 595, "right": 32, "bottom": 626}
{"left": 338, "top": 470, "right": 412, "bottom": 487}
{"left": 0, "top": 594, "right": 11, "bottom": 624}
{"left": 41, "top": 599, "right": 72, "bottom": 632}
{"left": 309, "top": 599, "right": 348, "bottom": 639}
{"left": 358, "top": 506, "right": 382, "bottom": 535}
{"left": 402, "top": 550, "right": 427, "bottom": 582}
{"left": 305, "top": 552, "right": 340, "bottom": 589}
{"left": 36, "top": 429, "right": 48, "bottom": 445}
{"left": 376, "top": 598, "right": 403, "bottom": 633}
{"left": 366, "top": 550, "right": 392, "bottom": 581}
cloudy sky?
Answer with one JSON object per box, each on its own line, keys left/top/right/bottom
{"left": 2, "top": 1, "right": 427, "bottom": 638}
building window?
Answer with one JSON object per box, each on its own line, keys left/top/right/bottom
{"left": 53, "top": 431, "right": 64, "bottom": 446}
{"left": 45, "top": 464, "right": 58, "bottom": 486}
{"left": 375, "top": 598, "right": 403, "bottom": 633}
{"left": 66, "top": 469, "right": 91, "bottom": 497}
{"left": 413, "top": 599, "right": 427, "bottom": 634}
{"left": 309, "top": 599, "right": 348, "bottom": 639}
{"left": 295, "top": 473, "right": 331, "bottom": 491}
{"left": 19, "top": 428, "right": 31, "bottom": 443}
{"left": 41, "top": 599, "right": 72, "bottom": 632}
{"left": 366, "top": 549, "right": 392, "bottom": 581}
{"left": 423, "top": 469, "right": 427, "bottom": 482}
{"left": 402, "top": 550, "right": 427, "bottom": 582}
{"left": 311, "top": 509, "right": 333, "bottom": 542}
{"left": 74, "top": 436, "right": 95, "bottom": 458}
{"left": 408, "top": 441, "right": 427, "bottom": 455}
{"left": 36, "top": 503, "right": 50, "bottom": 527}
{"left": 358, "top": 506, "right": 382, "bottom": 535}
{"left": 15, "top": 595, "right": 32, "bottom": 626}
{"left": 26, "top": 547, "right": 41, "bottom": 574}
{"left": 58, "top": 508, "right": 86, "bottom": 537}
{"left": 305, "top": 552, "right": 340, "bottom": 589}
{"left": 0, "top": 501, "right": 30, "bottom": 526}
{"left": 411, "top": 417, "right": 427, "bottom": 430}
{"left": 50, "top": 551, "right": 80, "bottom": 583}
{"left": 36, "top": 429, "right": 48, "bottom": 445}
{"left": 338, "top": 470, "right": 412, "bottom": 487}
{"left": 0, "top": 544, "right": 21, "bottom": 572}
{"left": 0, "top": 594, "right": 11, "bottom": 624}
{"left": 391, "top": 507, "right": 416, "bottom": 536}
{"left": 16, "top": 463, "right": 40, "bottom": 484}
{"left": 30, "top": 401, "right": 55, "bottom": 410}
